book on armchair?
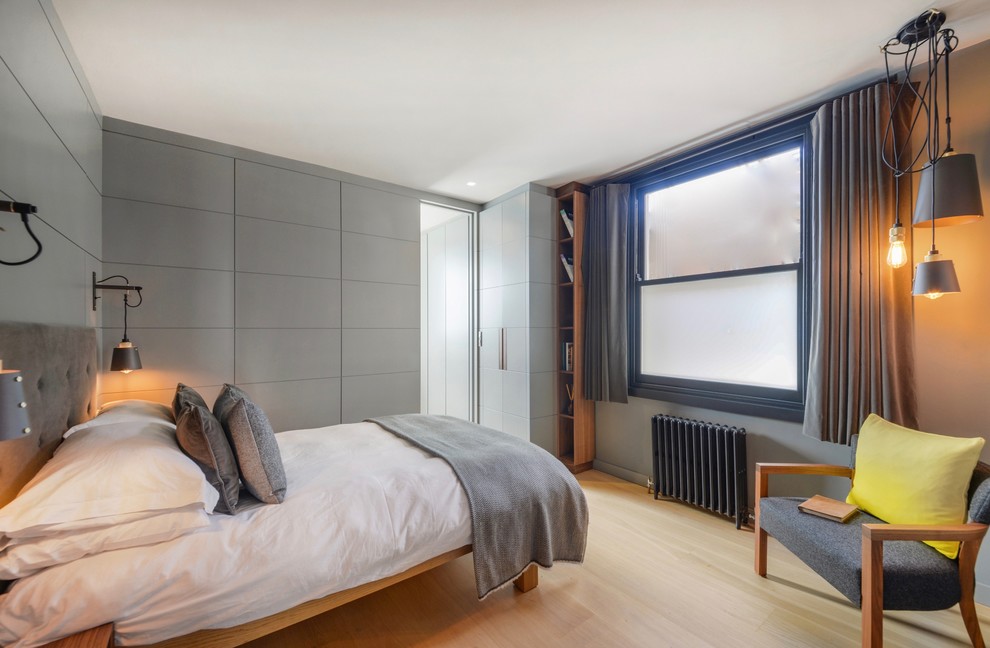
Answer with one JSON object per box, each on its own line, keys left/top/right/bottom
{"left": 798, "top": 494, "right": 858, "bottom": 523}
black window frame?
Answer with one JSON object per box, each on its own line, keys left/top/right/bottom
{"left": 626, "top": 112, "right": 814, "bottom": 422}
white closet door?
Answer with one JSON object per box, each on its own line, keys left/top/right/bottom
{"left": 444, "top": 215, "right": 471, "bottom": 420}
{"left": 426, "top": 226, "right": 447, "bottom": 414}
{"left": 422, "top": 207, "right": 473, "bottom": 420}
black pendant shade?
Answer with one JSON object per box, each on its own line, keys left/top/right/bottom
{"left": 110, "top": 341, "right": 142, "bottom": 374}
{"left": 913, "top": 154, "right": 985, "bottom": 227}
{"left": 912, "top": 254, "right": 961, "bottom": 299}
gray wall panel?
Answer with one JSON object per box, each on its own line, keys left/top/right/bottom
{"left": 342, "top": 281, "right": 419, "bottom": 329}
{"left": 529, "top": 192, "right": 554, "bottom": 240}
{"left": 0, "top": 0, "right": 102, "bottom": 326}
{"left": 236, "top": 217, "right": 340, "bottom": 278}
{"left": 100, "top": 327, "right": 233, "bottom": 394}
{"left": 234, "top": 160, "right": 341, "bottom": 229}
{"left": 103, "top": 198, "right": 234, "bottom": 270}
{"left": 341, "top": 183, "right": 419, "bottom": 241}
{"left": 241, "top": 378, "right": 341, "bottom": 431}
{"left": 530, "top": 415, "right": 555, "bottom": 453}
{"left": 101, "top": 263, "right": 234, "bottom": 329}
{"left": 341, "top": 232, "right": 418, "bottom": 285}
{"left": 104, "top": 132, "right": 234, "bottom": 213}
{"left": 0, "top": 60, "right": 101, "bottom": 259}
{"left": 0, "top": 220, "right": 94, "bottom": 325}
{"left": 342, "top": 372, "right": 419, "bottom": 423}
{"left": 0, "top": 0, "right": 102, "bottom": 191}
{"left": 104, "top": 118, "right": 480, "bottom": 214}
{"left": 236, "top": 328, "right": 341, "bottom": 384}
{"left": 342, "top": 328, "right": 419, "bottom": 377}
{"left": 236, "top": 274, "right": 341, "bottom": 329}
{"left": 101, "top": 385, "right": 223, "bottom": 410}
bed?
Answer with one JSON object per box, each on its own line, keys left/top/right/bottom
{"left": 0, "top": 323, "right": 588, "bottom": 647}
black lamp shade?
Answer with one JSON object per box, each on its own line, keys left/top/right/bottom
{"left": 0, "top": 370, "right": 31, "bottom": 440}
{"left": 913, "top": 154, "right": 985, "bottom": 227}
{"left": 913, "top": 258, "right": 961, "bottom": 298}
{"left": 111, "top": 342, "right": 142, "bottom": 373}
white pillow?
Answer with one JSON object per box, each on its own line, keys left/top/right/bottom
{"left": 64, "top": 399, "right": 175, "bottom": 439}
{"left": 0, "top": 419, "right": 220, "bottom": 539}
{"left": 0, "top": 506, "right": 209, "bottom": 579}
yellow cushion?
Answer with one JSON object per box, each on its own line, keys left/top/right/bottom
{"left": 846, "top": 414, "right": 984, "bottom": 559}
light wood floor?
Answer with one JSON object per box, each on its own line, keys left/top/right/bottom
{"left": 244, "top": 470, "right": 990, "bottom": 647}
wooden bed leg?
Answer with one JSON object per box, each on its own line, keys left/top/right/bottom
{"left": 513, "top": 564, "right": 538, "bottom": 593}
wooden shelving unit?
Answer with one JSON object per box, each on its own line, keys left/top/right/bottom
{"left": 555, "top": 182, "right": 595, "bottom": 474}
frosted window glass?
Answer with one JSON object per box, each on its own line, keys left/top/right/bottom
{"left": 640, "top": 272, "right": 798, "bottom": 389}
{"left": 644, "top": 148, "right": 801, "bottom": 279}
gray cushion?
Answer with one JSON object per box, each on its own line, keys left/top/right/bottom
{"left": 759, "top": 496, "right": 960, "bottom": 610}
{"left": 225, "top": 399, "right": 286, "bottom": 504}
{"left": 175, "top": 396, "right": 240, "bottom": 515}
{"left": 212, "top": 383, "right": 252, "bottom": 423}
{"left": 173, "top": 383, "right": 208, "bottom": 419}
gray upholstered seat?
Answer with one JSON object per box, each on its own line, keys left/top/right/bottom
{"left": 759, "top": 496, "right": 960, "bottom": 610}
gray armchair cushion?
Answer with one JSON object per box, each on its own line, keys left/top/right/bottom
{"left": 759, "top": 497, "right": 960, "bottom": 610}
{"left": 969, "top": 475, "right": 990, "bottom": 525}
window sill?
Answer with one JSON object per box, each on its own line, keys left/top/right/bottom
{"left": 628, "top": 384, "right": 805, "bottom": 423}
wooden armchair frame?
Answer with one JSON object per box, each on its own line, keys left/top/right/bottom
{"left": 754, "top": 462, "right": 988, "bottom": 648}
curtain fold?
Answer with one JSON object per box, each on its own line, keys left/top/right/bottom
{"left": 804, "top": 83, "right": 918, "bottom": 444}
{"left": 582, "top": 184, "right": 629, "bottom": 403}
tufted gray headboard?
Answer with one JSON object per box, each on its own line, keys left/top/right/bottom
{"left": 0, "top": 322, "right": 97, "bottom": 506}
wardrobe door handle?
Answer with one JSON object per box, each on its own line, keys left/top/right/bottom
{"left": 499, "top": 327, "right": 506, "bottom": 370}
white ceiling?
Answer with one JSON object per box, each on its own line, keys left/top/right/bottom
{"left": 53, "top": 1, "right": 990, "bottom": 205}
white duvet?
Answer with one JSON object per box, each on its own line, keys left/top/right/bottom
{"left": 0, "top": 422, "right": 472, "bottom": 647}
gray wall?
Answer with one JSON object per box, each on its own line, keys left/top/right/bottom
{"left": 98, "top": 119, "right": 479, "bottom": 432}
{"left": 0, "top": 0, "right": 102, "bottom": 329}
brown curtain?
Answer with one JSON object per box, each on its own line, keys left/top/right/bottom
{"left": 804, "top": 83, "right": 918, "bottom": 444}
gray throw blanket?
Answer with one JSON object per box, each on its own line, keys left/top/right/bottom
{"left": 368, "top": 414, "right": 589, "bottom": 599}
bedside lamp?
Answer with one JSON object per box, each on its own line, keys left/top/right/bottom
{"left": 0, "top": 361, "right": 31, "bottom": 440}
{"left": 93, "top": 273, "right": 144, "bottom": 373}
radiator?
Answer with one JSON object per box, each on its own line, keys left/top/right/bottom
{"left": 651, "top": 414, "right": 748, "bottom": 529}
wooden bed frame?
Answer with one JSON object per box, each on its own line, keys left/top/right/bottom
{"left": 47, "top": 549, "right": 538, "bottom": 648}
{"left": 0, "top": 323, "right": 539, "bottom": 648}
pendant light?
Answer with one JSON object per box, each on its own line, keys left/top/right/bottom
{"left": 880, "top": 8, "right": 983, "bottom": 295}
{"left": 92, "top": 273, "right": 144, "bottom": 373}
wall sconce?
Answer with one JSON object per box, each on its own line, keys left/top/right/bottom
{"left": 92, "top": 273, "right": 144, "bottom": 373}
{"left": 879, "top": 8, "right": 983, "bottom": 299}
{"left": 0, "top": 361, "right": 31, "bottom": 440}
{"left": 0, "top": 201, "right": 42, "bottom": 266}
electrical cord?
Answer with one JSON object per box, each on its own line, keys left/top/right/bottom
{"left": 0, "top": 196, "right": 43, "bottom": 266}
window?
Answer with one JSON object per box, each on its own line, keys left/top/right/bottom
{"left": 629, "top": 116, "right": 812, "bottom": 421}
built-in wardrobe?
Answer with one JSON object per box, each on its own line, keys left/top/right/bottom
{"left": 477, "top": 186, "right": 557, "bottom": 453}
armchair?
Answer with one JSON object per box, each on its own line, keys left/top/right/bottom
{"left": 754, "top": 438, "right": 990, "bottom": 648}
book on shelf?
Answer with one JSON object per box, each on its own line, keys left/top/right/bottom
{"left": 561, "top": 341, "right": 574, "bottom": 371}
{"left": 798, "top": 494, "right": 859, "bottom": 523}
{"left": 559, "top": 209, "right": 575, "bottom": 238}
{"left": 560, "top": 254, "right": 574, "bottom": 282}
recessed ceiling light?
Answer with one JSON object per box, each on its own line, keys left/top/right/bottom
{"left": 466, "top": 181, "right": 477, "bottom": 187}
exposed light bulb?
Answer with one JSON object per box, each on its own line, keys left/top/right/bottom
{"left": 887, "top": 225, "right": 907, "bottom": 268}
{"left": 924, "top": 292, "right": 943, "bottom": 300}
